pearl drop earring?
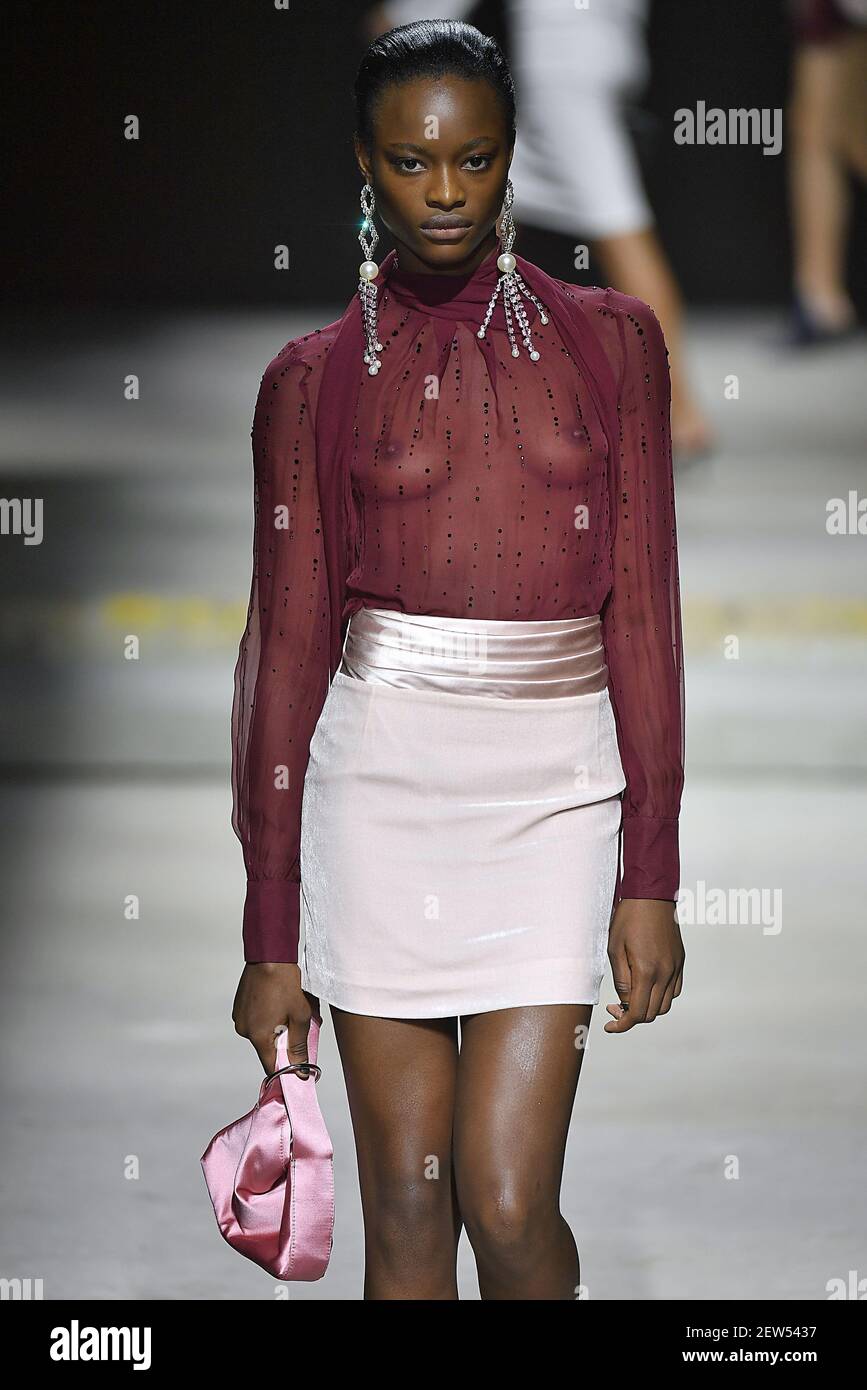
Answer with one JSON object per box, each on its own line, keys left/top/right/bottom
{"left": 477, "top": 180, "right": 549, "bottom": 361}
{"left": 358, "top": 182, "right": 383, "bottom": 375}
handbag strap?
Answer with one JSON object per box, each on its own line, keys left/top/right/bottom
{"left": 272, "top": 1016, "right": 334, "bottom": 1277}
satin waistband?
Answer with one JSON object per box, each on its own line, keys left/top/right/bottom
{"left": 338, "top": 607, "right": 609, "bottom": 699}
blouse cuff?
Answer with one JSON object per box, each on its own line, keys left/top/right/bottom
{"left": 620, "top": 816, "right": 680, "bottom": 901}
{"left": 242, "top": 879, "right": 301, "bottom": 964}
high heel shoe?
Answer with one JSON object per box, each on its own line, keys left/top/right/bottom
{"left": 783, "top": 291, "right": 859, "bottom": 348}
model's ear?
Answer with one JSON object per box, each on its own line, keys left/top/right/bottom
{"left": 353, "top": 133, "right": 372, "bottom": 183}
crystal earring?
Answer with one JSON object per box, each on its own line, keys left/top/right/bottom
{"left": 477, "top": 179, "right": 549, "bottom": 361}
{"left": 358, "top": 183, "right": 383, "bottom": 376}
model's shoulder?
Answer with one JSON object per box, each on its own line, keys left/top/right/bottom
{"left": 597, "top": 286, "right": 663, "bottom": 337}
{"left": 555, "top": 278, "right": 661, "bottom": 331}
{"left": 258, "top": 315, "right": 344, "bottom": 388}
{"left": 549, "top": 276, "right": 609, "bottom": 308}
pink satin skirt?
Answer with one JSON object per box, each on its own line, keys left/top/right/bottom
{"left": 299, "top": 607, "right": 627, "bottom": 1018}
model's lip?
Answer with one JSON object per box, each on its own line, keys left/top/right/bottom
{"left": 420, "top": 216, "right": 473, "bottom": 229}
{"left": 419, "top": 223, "right": 473, "bottom": 243}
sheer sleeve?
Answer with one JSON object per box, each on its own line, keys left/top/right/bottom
{"left": 230, "top": 342, "right": 331, "bottom": 963}
{"left": 601, "top": 292, "right": 685, "bottom": 903}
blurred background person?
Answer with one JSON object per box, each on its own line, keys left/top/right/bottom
{"left": 365, "top": 0, "right": 714, "bottom": 460}
{"left": 785, "top": 0, "right": 867, "bottom": 342}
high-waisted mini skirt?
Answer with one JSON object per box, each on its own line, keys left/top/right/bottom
{"left": 299, "top": 607, "right": 627, "bottom": 1019}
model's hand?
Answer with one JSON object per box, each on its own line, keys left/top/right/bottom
{"left": 232, "top": 962, "right": 317, "bottom": 1080}
{"left": 603, "top": 899, "right": 684, "bottom": 1032}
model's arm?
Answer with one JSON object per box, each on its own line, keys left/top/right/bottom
{"left": 600, "top": 292, "right": 685, "bottom": 905}
{"left": 231, "top": 343, "right": 331, "bottom": 966}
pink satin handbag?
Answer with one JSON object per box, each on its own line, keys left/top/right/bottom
{"left": 200, "top": 1016, "right": 334, "bottom": 1281}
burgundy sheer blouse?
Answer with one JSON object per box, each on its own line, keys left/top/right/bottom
{"left": 232, "top": 247, "right": 685, "bottom": 964}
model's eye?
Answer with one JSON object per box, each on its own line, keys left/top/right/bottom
{"left": 389, "top": 154, "right": 494, "bottom": 174}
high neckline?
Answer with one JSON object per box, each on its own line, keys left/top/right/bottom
{"left": 381, "top": 244, "right": 515, "bottom": 327}
{"left": 386, "top": 244, "right": 500, "bottom": 301}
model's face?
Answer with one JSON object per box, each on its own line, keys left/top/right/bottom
{"left": 355, "top": 75, "right": 513, "bottom": 274}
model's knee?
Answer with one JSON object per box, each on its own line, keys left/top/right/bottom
{"left": 461, "top": 1185, "right": 557, "bottom": 1264}
{"left": 365, "top": 1174, "right": 455, "bottom": 1260}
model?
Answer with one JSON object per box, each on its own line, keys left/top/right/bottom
{"left": 231, "top": 18, "right": 686, "bottom": 1301}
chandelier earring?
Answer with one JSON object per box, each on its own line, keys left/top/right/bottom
{"left": 477, "top": 178, "right": 549, "bottom": 361}
{"left": 358, "top": 182, "right": 384, "bottom": 375}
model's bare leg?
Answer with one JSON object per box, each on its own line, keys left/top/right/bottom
{"left": 329, "top": 1006, "right": 462, "bottom": 1299}
{"left": 593, "top": 226, "right": 714, "bottom": 461}
{"left": 453, "top": 1003, "right": 593, "bottom": 1300}
{"left": 787, "top": 38, "right": 860, "bottom": 330}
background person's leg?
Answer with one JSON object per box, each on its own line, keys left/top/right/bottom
{"left": 593, "top": 225, "right": 714, "bottom": 461}
{"left": 787, "top": 37, "right": 859, "bottom": 334}
{"left": 510, "top": 77, "right": 713, "bottom": 462}
{"left": 838, "top": 29, "right": 867, "bottom": 181}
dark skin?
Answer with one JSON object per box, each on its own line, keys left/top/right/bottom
{"left": 233, "top": 74, "right": 685, "bottom": 1296}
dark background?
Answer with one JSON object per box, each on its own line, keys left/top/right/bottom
{"left": 7, "top": 0, "right": 867, "bottom": 308}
